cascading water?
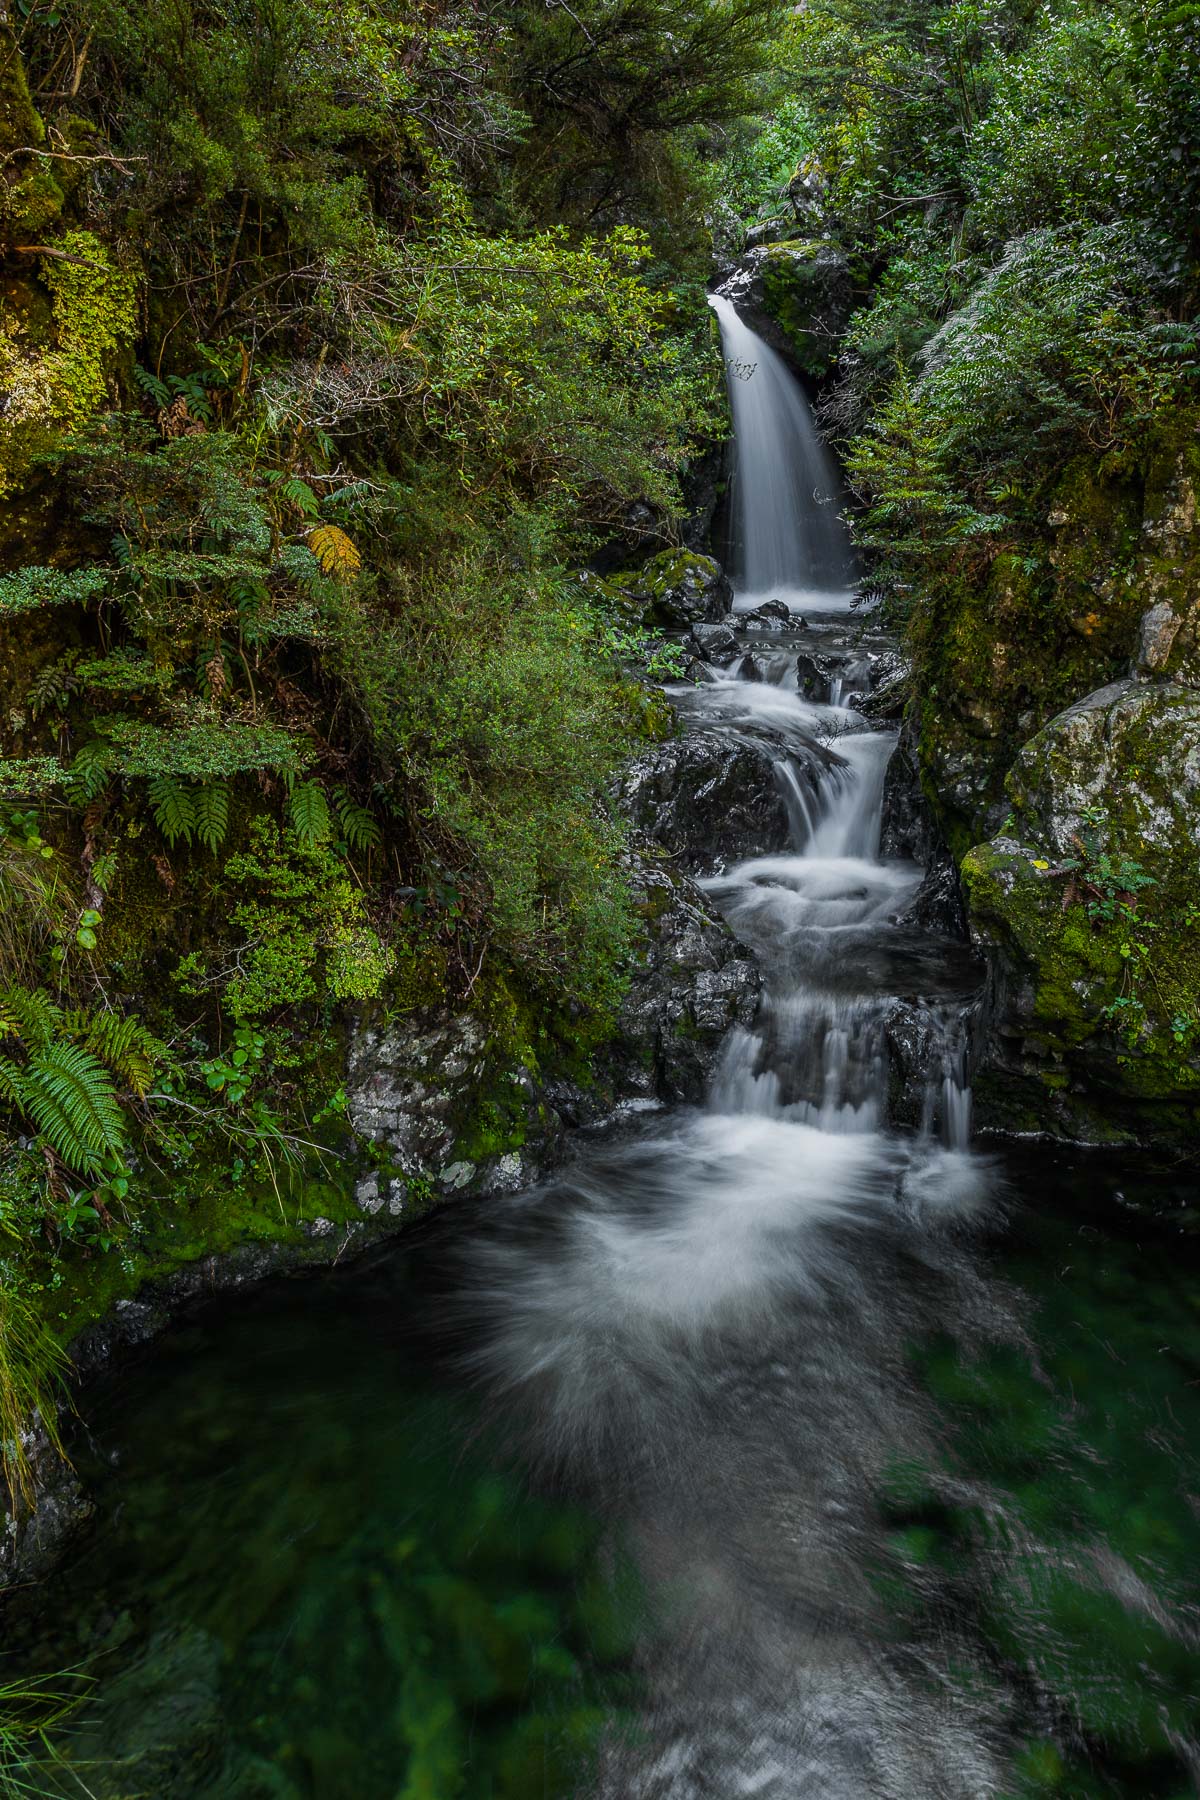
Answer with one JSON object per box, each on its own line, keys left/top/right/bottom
{"left": 709, "top": 292, "right": 859, "bottom": 612}
{"left": 17, "top": 302, "right": 1199, "bottom": 1800}
{"left": 449, "top": 302, "right": 998, "bottom": 1794}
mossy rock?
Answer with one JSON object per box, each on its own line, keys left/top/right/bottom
{"left": 758, "top": 239, "right": 857, "bottom": 381}
{"left": 962, "top": 680, "right": 1200, "bottom": 1144}
{"left": 916, "top": 413, "right": 1200, "bottom": 856}
{"left": 0, "top": 25, "right": 66, "bottom": 239}
{"left": 618, "top": 549, "right": 731, "bottom": 628}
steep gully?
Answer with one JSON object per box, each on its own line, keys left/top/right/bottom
{"left": 12, "top": 299, "right": 1200, "bottom": 1798}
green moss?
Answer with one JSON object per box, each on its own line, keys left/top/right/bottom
{"left": 916, "top": 410, "right": 1200, "bottom": 853}
{"left": 758, "top": 240, "right": 857, "bottom": 380}
{"left": 0, "top": 27, "right": 66, "bottom": 238}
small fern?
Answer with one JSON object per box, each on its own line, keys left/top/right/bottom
{"left": 0, "top": 986, "right": 62, "bottom": 1054}
{"left": 62, "top": 1009, "right": 163, "bottom": 1099}
{"left": 194, "top": 782, "right": 231, "bottom": 853}
{"left": 333, "top": 787, "right": 382, "bottom": 853}
{"left": 148, "top": 774, "right": 197, "bottom": 848}
{"left": 17, "top": 1041, "right": 127, "bottom": 1176}
{"left": 289, "top": 779, "right": 332, "bottom": 846}
{"left": 307, "top": 524, "right": 362, "bottom": 582}
{"left": 272, "top": 474, "right": 321, "bottom": 519}
{"left": 63, "top": 741, "right": 113, "bottom": 805}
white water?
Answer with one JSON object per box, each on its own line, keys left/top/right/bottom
{"left": 457, "top": 298, "right": 998, "bottom": 1797}
{"left": 709, "top": 292, "right": 859, "bottom": 613}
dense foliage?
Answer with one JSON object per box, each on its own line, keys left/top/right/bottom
{"left": 722, "top": 0, "right": 1200, "bottom": 1087}
{"left": 0, "top": 0, "right": 787, "bottom": 1494}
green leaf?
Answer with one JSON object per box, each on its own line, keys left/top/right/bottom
{"left": 288, "top": 780, "right": 332, "bottom": 846}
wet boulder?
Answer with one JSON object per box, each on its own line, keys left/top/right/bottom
{"left": 623, "top": 549, "right": 733, "bottom": 627}
{"left": 618, "top": 728, "right": 790, "bottom": 872}
{"left": 795, "top": 650, "right": 835, "bottom": 701}
{"left": 689, "top": 621, "right": 739, "bottom": 665}
{"left": 859, "top": 651, "right": 911, "bottom": 722}
{"left": 598, "top": 852, "right": 761, "bottom": 1104}
{"left": 742, "top": 599, "right": 793, "bottom": 630}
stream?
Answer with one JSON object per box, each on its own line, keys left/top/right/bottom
{"left": 5, "top": 303, "right": 1200, "bottom": 1800}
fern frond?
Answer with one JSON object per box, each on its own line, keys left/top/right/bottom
{"left": 0, "top": 985, "right": 63, "bottom": 1054}
{"left": 289, "top": 780, "right": 331, "bottom": 846}
{"left": 148, "top": 775, "right": 197, "bottom": 848}
{"left": 333, "top": 787, "right": 382, "bottom": 853}
{"left": 80, "top": 1011, "right": 163, "bottom": 1099}
{"left": 20, "top": 1042, "right": 127, "bottom": 1175}
{"left": 307, "top": 525, "right": 361, "bottom": 582}
{"left": 63, "top": 741, "right": 113, "bottom": 805}
{"left": 278, "top": 477, "right": 321, "bottom": 519}
{"left": 28, "top": 652, "right": 81, "bottom": 719}
{"left": 0, "top": 1055, "right": 26, "bottom": 1111}
{"left": 134, "top": 363, "right": 171, "bottom": 409}
{"left": 194, "top": 783, "right": 231, "bottom": 853}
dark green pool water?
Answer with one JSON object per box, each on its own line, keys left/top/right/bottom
{"left": 2, "top": 1244, "right": 641, "bottom": 1799}
{"left": 3, "top": 1142, "right": 1200, "bottom": 1800}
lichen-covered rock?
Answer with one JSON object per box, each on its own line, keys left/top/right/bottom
{"left": 346, "top": 1013, "right": 560, "bottom": 1205}
{"left": 618, "top": 728, "right": 791, "bottom": 871}
{"left": 961, "top": 679, "right": 1200, "bottom": 1144}
{"left": 621, "top": 548, "right": 732, "bottom": 627}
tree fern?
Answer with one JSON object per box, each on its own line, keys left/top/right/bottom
{"left": 148, "top": 774, "right": 197, "bottom": 847}
{"left": 333, "top": 787, "right": 382, "bottom": 853}
{"left": 194, "top": 782, "right": 231, "bottom": 853}
{"left": 289, "top": 779, "right": 332, "bottom": 846}
{"left": 19, "top": 1042, "right": 127, "bottom": 1175}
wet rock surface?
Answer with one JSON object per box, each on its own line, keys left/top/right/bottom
{"left": 597, "top": 854, "right": 761, "bottom": 1104}
{"left": 618, "top": 728, "right": 791, "bottom": 871}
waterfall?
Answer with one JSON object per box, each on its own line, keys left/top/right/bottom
{"left": 709, "top": 292, "right": 859, "bottom": 613}
{"left": 450, "top": 293, "right": 993, "bottom": 1800}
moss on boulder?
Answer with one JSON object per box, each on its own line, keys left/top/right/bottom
{"left": 962, "top": 680, "right": 1200, "bottom": 1145}
{"left": 618, "top": 549, "right": 732, "bottom": 627}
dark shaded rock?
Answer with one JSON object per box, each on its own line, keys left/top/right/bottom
{"left": 796, "top": 651, "right": 834, "bottom": 701}
{"left": 739, "top": 652, "right": 765, "bottom": 681}
{"left": 689, "top": 621, "right": 739, "bottom": 665}
{"left": 715, "top": 241, "right": 858, "bottom": 381}
{"left": 60, "top": 1626, "right": 226, "bottom": 1799}
{"left": 0, "top": 1415, "right": 91, "bottom": 1588}
{"left": 859, "top": 651, "right": 911, "bottom": 721}
{"left": 743, "top": 598, "right": 792, "bottom": 628}
{"left": 618, "top": 729, "right": 790, "bottom": 871}
{"left": 680, "top": 437, "right": 730, "bottom": 553}
{"left": 598, "top": 854, "right": 761, "bottom": 1104}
